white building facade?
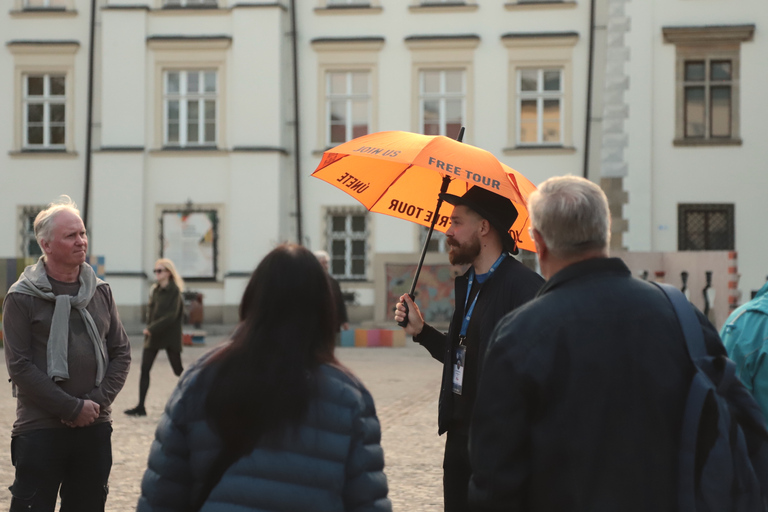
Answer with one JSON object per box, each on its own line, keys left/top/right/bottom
{"left": 1, "top": 0, "right": 766, "bottom": 326}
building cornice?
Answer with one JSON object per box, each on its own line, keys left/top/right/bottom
{"left": 7, "top": 40, "right": 80, "bottom": 54}
{"left": 501, "top": 31, "right": 579, "bottom": 47}
{"left": 147, "top": 35, "right": 232, "bottom": 50}
{"left": 662, "top": 25, "right": 755, "bottom": 44}
{"left": 404, "top": 34, "right": 480, "bottom": 50}
{"left": 311, "top": 37, "right": 385, "bottom": 52}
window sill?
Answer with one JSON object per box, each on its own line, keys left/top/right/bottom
{"left": 9, "top": 149, "right": 78, "bottom": 158}
{"left": 10, "top": 8, "right": 77, "bottom": 17}
{"left": 504, "top": 1, "right": 576, "bottom": 10}
{"left": 151, "top": 146, "right": 228, "bottom": 155}
{"left": 314, "top": 5, "right": 383, "bottom": 15}
{"left": 153, "top": 5, "right": 228, "bottom": 16}
{"left": 409, "top": 3, "right": 478, "bottom": 13}
{"left": 673, "top": 138, "right": 742, "bottom": 147}
{"left": 503, "top": 145, "right": 576, "bottom": 155}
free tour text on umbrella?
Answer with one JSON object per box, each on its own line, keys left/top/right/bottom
{"left": 387, "top": 199, "right": 450, "bottom": 227}
{"left": 426, "top": 157, "right": 502, "bottom": 191}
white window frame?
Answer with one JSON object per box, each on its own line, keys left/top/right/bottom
{"left": 326, "top": 70, "right": 371, "bottom": 146}
{"left": 327, "top": 209, "right": 369, "bottom": 281}
{"left": 22, "top": 73, "right": 66, "bottom": 149}
{"left": 419, "top": 69, "right": 466, "bottom": 138}
{"left": 163, "top": 70, "right": 217, "bottom": 148}
{"left": 516, "top": 68, "right": 564, "bottom": 146}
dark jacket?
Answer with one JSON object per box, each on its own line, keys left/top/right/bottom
{"left": 414, "top": 255, "right": 544, "bottom": 435}
{"left": 137, "top": 346, "right": 391, "bottom": 512}
{"left": 144, "top": 280, "right": 183, "bottom": 351}
{"left": 469, "top": 257, "right": 730, "bottom": 512}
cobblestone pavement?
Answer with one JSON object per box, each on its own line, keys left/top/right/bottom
{"left": 0, "top": 334, "right": 445, "bottom": 511}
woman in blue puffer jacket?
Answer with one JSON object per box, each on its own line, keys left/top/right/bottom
{"left": 136, "top": 244, "right": 392, "bottom": 512}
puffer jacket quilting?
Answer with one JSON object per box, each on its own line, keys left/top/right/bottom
{"left": 137, "top": 347, "right": 391, "bottom": 512}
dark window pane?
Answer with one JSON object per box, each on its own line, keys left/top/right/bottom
{"left": 50, "top": 126, "right": 65, "bottom": 144}
{"left": 27, "top": 126, "right": 43, "bottom": 144}
{"left": 352, "top": 123, "right": 368, "bottom": 139}
{"left": 520, "top": 69, "right": 537, "bottom": 91}
{"left": 49, "top": 76, "right": 65, "bottom": 96}
{"left": 27, "top": 104, "right": 43, "bottom": 123}
{"left": 685, "top": 61, "right": 705, "bottom": 81}
{"left": 351, "top": 215, "right": 366, "bottom": 232}
{"left": 50, "top": 103, "right": 65, "bottom": 123}
{"left": 330, "top": 125, "right": 346, "bottom": 144}
{"left": 679, "top": 205, "right": 734, "bottom": 251}
{"left": 352, "top": 259, "right": 365, "bottom": 276}
{"left": 27, "top": 76, "right": 44, "bottom": 96}
{"left": 167, "top": 72, "right": 180, "bottom": 94}
{"left": 168, "top": 122, "right": 179, "bottom": 143}
{"left": 710, "top": 86, "right": 731, "bottom": 138}
{"left": 543, "top": 70, "right": 561, "bottom": 91}
{"left": 351, "top": 240, "right": 365, "bottom": 256}
{"left": 711, "top": 60, "right": 732, "bottom": 81}
{"left": 332, "top": 216, "right": 346, "bottom": 233}
{"left": 685, "top": 87, "right": 705, "bottom": 138}
{"left": 331, "top": 239, "right": 346, "bottom": 257}
{"left": 204, "top": 123, "right": 215, "bottom": 143}
{"left": 331, "top": 259, "right": 345, "bottom": 276}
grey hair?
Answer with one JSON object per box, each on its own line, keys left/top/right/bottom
{"left": 313, "top": 250, "right": 330, "bottom": 264}
{"left": 34, "top": 195, "right": 82, "bottom": 251}
{"left": 528, "top": 175, "right": 611, "bottom": 258}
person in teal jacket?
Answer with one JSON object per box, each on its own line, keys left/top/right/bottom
{"left": 721, "top": 280, "right": 768, "bottom": 425}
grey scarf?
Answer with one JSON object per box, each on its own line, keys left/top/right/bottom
{"left": 8, "top": 257, "right": 108, "bottom": 387}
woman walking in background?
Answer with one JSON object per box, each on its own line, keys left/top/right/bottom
{"left": 136, "top": 244, "right": 391, "bottom": 512}
{"left": 125, "top": 258, "right": 185, "bottom": 417}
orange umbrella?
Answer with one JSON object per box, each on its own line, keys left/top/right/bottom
{"left": 312, "top": 130, "right": 536, "bottom": 252}
{"left": 312, "top": 129, "right": 537, "bottom": 327}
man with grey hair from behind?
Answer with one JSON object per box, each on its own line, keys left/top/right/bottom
{"left": 468, "top": 175, "right": 738, "bottom": 512}
{"left": 3, "top": 195, "right": 131, "bottom": 511}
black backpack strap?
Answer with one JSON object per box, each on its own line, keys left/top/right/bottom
{"left": 653, "top": 282, "right": 707, "bottom": 362}
{"left": 653, "top": 281, "right": 709, "bottom": 512}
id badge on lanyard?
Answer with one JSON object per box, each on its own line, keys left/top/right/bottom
{"left": 452, "top": 339, "right": 467, "bottom": 395}
{"left": 452, "top": 253, "right": 507, "bottom": 396}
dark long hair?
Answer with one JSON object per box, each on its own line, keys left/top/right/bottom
{"left": 195, "top": 244, "right": 338, "bottom": 508}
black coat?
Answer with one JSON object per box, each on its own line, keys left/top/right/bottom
{"left": 414, "top": 255, "right": 544, "bottom": 435}
{"left": 468, "top": 257, "right": 729, "bottom": 512}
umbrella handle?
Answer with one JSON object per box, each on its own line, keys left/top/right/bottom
{"left": 397, "top": 293, "right": 415, "bottom": 328}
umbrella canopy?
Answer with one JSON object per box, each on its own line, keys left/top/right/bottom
{"left": 312, "top": 130, "right": 536, "bottom": 252}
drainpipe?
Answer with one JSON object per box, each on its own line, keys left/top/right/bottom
{"left": 583, "top": 0, "right": 596, "bottom": 179}
{"left": 83, "top": 0, "right": 97, "bottom": 235}
{"left": 289, "top": 0, "right": 303, "bottom": 244}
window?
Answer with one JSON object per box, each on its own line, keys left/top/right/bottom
{"left": 420, "top": 69, "right": 465, "bottom": 139}
{"left": 164, "top": 70, "right": 217, "bottom": 147}
{"left": 327, "top": 71, "right": 370, "bottom": 145}
{"left": 678, "top": 204, "right": 734, "bottom": 251}
{"left": 20, "top": 206, "right": 44, "bottom": 258}
{"left": 663, "top": 25, "right": 753, "bottom": 146}
{"left": 517, "top": 68, "right": 562, "bottom": 145}
{"left": 502, "top": 32, "right": 577, "bottom": 153}
{"left": 683, "top": 60, "right": 732, "bottom": 139}
{"left": 163, "top": 0, "right": 216, "bottom": 6}
{"left": 312, "top": 38, "right": 383, "bottom": 150}
{"left": 327, "top": 210, "right": 368, "bottom": 280}
{"left": 23, "top": 74, "right": 66, "bottom": 148}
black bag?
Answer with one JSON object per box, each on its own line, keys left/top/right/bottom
{"left": 655, "top": 282, "right": 768, "bottom": 512}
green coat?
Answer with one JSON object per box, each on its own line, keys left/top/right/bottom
{"left": 145, "top": 280, "right": 184, "bottom": 352}
{"left": 721, "top": 281, "right": 768, "bottom": 425}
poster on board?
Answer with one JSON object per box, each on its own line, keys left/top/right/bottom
{"left": 161, "top": 210, "right": 217, "bottom": 279}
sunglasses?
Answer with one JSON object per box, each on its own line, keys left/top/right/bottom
{"left": 153, "top": 268, "right": 167, "bottom": 274}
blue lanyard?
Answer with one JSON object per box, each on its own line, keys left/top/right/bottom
{"left": 459, "top": 253, "right": 507, "bottom": 340}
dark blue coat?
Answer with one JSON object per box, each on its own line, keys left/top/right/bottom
{"left": 137, "top": 347, "right": 391, "bottom": 512}
{"left": 469, "top": 257, "right": 730, "bottom": 512}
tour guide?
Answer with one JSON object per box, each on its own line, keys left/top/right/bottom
{"left": 395, "top": 186, "right": 543, "bottom": 512}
